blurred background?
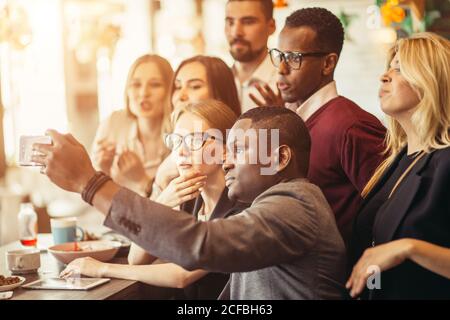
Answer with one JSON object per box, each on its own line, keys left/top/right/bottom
{"left": 0, "top": 0, "right": 449, "bottom": 244}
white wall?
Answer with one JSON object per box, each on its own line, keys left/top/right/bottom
{"left": 103, "top": 0, "right": 152, "bottom": 120}
{"left": 1, "top": 0, "right": 67, "bottom": 162}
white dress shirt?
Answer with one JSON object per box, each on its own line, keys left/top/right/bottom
{"left": 233, "top": 54, "right": 278, "bottom": 113}
{"left": 295, "top": 81, "right": 339, "bottom": 121}
{"left": 92, "top": 109, "right": 168, "bottom": 183}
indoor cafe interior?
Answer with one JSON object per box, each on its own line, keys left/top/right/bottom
{"left": 0, "top": 0, "right": 449, "bottom": 301}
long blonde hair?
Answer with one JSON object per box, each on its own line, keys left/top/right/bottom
{"left": 362, "top": 32, "right": 450, "bottom": 197}
{"left": 124, "top": 54, "right": 174, "bottom": 137}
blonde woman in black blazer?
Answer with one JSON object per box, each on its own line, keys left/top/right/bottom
{"left": 347, "top": 32, "right": 450, "bottom": 299}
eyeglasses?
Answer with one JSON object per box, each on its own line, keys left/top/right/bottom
{"left": 164, "top": 132, "right": 221, "bottom": 151}
{"left": 268, "top": 48, "right": 329, "bottom": 70}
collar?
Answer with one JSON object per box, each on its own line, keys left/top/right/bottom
{"left": 360, "top": 146, "right": 433, "bottom": 209}
{"left": 128, "top": 120, "right": 139, "bottom": 141}
{"left": 233, "top": 54, "right": 276, "bottom": 87}
{"left": 125, "top": 120, "right": 166, "bottom": 168}
{"left": 296, "top": 81, "right": 339, "bottom": 121}
{"left": 192, "top": 187, "right": 243, "bottom": 221}
{"left": 126, "top": 120, "right": 144, "bottom": 155}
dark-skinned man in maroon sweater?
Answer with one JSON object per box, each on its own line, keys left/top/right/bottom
{"left": 252, "top": 8, "right": 386, "bottom": 245}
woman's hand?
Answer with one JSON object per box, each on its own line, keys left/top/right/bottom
{"left": 60, "top": 257, "right": 108, "bottom": 279}
{"left": 346, "top": 239, "right": 414, "bottom": 298}
{"left": 156, "top": 171, "right": 207, "bottom": 208}
{"left": 93, "top": 139, "right": 116, "bottom": 174}
{"left": 32, "top": 130, "right": 96, "bottom": 193}
{"left": 154, "top": 157, "right": 180, "bottom": 191}
{"left": 112, "top": 150, "right": 149, "bottom": 191}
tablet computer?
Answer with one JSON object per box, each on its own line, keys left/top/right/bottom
{"left": 22, "top": 278, "right": 110, "bottom": 290}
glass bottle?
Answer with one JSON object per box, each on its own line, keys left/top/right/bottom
{"left": 18, "top": 202, "right": 38, "bottom": 247}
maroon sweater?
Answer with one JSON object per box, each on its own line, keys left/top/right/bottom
{"left": 305, "top": 96, "right": 386, "bottom": 244}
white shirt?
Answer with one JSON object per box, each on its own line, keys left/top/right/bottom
{"left": 233, "top": 54, "right": 278, "bottom": 113}
{"left": 92, "top": 110, "right": 168, "bottom": 182}
{"left": 295, "top": 81, "right": 339, "bottom": 121}
{"left": 197, "top": 201, "right": 213, "bottom": 222}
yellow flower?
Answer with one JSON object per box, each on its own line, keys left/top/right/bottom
{"left": 381, "top": 3, "right": 406, "bottom": 26}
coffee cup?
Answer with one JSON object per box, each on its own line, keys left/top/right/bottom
{"left": 6, "top": 249, "right": 41, "bottom": 274}
{"left": 50, "top": 218, "right": 84, "bottom": 245}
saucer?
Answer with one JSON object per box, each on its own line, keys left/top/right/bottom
{"left": 11, "top": 268, "right": 38, "bottom": 275}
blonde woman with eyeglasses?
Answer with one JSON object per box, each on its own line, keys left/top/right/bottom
{"left": 347, "top": 32, "right": 450, "bottom": 299}
{"left": 60, "top": 100, "right": 247, "bottom": 300}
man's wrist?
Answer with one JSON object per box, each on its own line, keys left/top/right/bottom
{"left": 78, "top": 168, "right": 97, "bottom": 194}
{"left": 81, "top": 171, "right": 112, "bottom": 205}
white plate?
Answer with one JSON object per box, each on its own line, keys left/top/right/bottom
{"left": 0, "top": 291, "right": 13, "bottom": 300}
{"left": 100, "top": 232, "right": 131, "bottom": 248}
{"left": 0, "top": 276, "right": 26, "bottom": 292}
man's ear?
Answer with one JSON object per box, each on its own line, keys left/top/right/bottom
{"left": 268, "top": 18, "right": 276, "bottom": 36}
{"left": 273, "top": 145, "right": 292, "bottom": 173}
{"left": 322, "top": 53, "right": 338, "bottom": 77}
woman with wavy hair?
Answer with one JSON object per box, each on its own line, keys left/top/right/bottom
{"left": 151, "top": 55, "right": 241, "bottom": 195}
{"left": 92, "top": 54, "right": 173, "bottom": 196}
{"left": 347, "top": 32, "right": 450, "bottom": 299}
{"left": 169, "top": 55, "right": 241, "bottom": 116}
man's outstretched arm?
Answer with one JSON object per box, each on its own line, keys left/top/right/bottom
{"left": 33, "top": 130, "right": 316, "bottom": 273}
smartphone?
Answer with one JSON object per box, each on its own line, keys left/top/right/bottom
{"left": 18, "top": 135, "right": 52, "bottom": 166}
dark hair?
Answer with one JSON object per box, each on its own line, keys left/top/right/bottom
{"left": 227, "top": 0, "right": 273, "bottom": 20}
{"left": 170, "top": 56, "right": 241, "bottom": 117}
{"left": 285, "top": 7, "right": 344, "bottom": 56}
{"left": 239, "top": 107, "right": 311, "bottom": 176}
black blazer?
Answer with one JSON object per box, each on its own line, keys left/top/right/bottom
{"left": 361, "top": 147, "right": 450, "bottom": 299}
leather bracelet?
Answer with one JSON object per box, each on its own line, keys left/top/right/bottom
{"left": 81, "top": 171, "right": 112, "bottom": 205}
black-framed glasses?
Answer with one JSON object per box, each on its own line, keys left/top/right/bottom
{"left": 268, "top": 48, "right": 329, "bottom": 70}
{"left": 164, "top": 132, "right": 222, "bottom": 151}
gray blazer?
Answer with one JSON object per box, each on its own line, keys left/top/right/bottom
{"left": 105, "top": 178, "right": 347, "bottom": 299}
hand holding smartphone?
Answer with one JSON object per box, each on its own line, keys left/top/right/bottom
{"left": 18, "top": 135, "right": 52, "bottom": 166}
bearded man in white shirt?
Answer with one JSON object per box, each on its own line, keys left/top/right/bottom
{"left": 225, "top": 0, "right": 279, "bottom": 112}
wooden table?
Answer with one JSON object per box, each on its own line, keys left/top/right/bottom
{"left": 0, "top": 234, "right": 144, "bottom": 300}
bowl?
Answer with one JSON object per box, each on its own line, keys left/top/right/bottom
{"left": 48, "top": 240, "right": 121, "bottom": 265}
{"left": 0, "top": 276, "right": 26, "bottom": 292}
{"left": 100, "top": 232, "right": 131, "bottom": 257}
